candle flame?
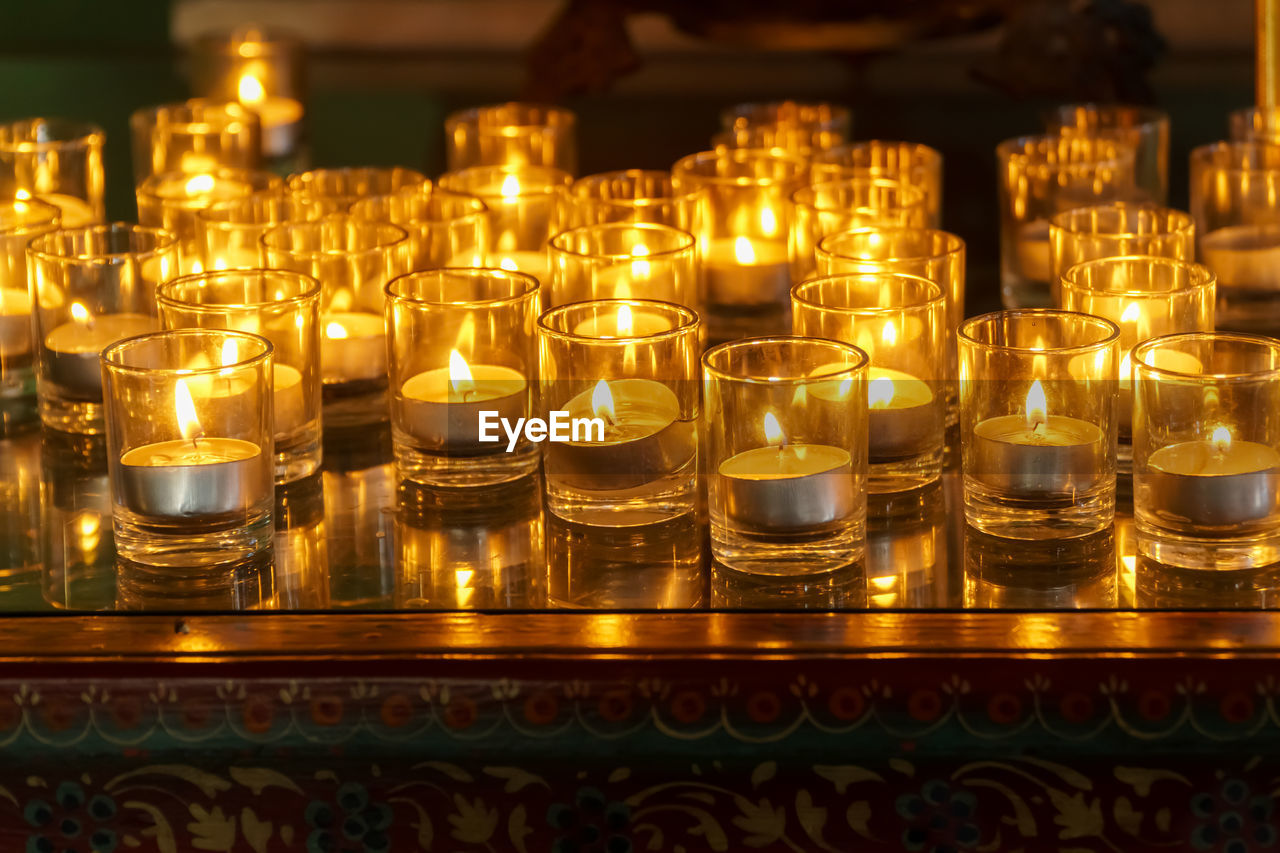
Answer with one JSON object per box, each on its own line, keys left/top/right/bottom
{"left": 325, "top": 321, "right": 348, "bottom": 339}
{"left": 185, "top": 173, "right": 215, "bottom": 195}
{"left": 591, "top": 379, "right": 616, "bottom": 423}
{"left": 219, "top": 338, "right": 238, "bottom": 375}
{"left": 175, "top": 379, "right": 203, "bottom": 443}
{"left": 499, "top": 256, "right": 519, "bottom": 271}
{"left": 14, "top": 189, "right": 29, "bottom": 201}
{"left": 238, "top": 71, "right": 266, "bottom": 105}
{"left": 1025, "top": 379, "right": 1047, "bottom": 427}
{"left": 1212, "top": 425, "right": 1232, "bottom": 453}
{"left": 448, "top": 349, "right": 475, "bottom": 397}
{"left": 70, "top": 302, "right": 91, "bottom": 324}
{"left": 869, "top": 375, "right": 895, "bottom": 409}
{"left": 1120, "top": 302, "right": 1141, "bottom": 325}
{"left": 630, "top": 242, "right": 651, "bottom": 279}
{"left": 881, "top": 319, "right": 897, "bottom": 346}
{"left": 763, "top": 411, "right": 785, "bottom": 447}
{"left": 759, "top": 205, "right": 778, "bottom": 237}
{"left": 734, "top": 236, "right": 756, "bottom": 265}
{"left": 500, "top": 173, "right": 521, "bottom": 198}
{"left": 616, "top": 303, "right": 633, "bottom": 336}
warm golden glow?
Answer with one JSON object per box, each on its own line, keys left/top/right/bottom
{"left": 759, "top": 205, "right": 778, "bottom": 237}
{"left": 220, "top": 338, "right": 238, "bottom": 368}
{"left": 1120, "top": 302, "right": 1141, "bottom": 325}
{"left": 448, "top": 349, "right": 475, "bottom": 397}
{"left": 14, "top": 189, "right": 30, "bottom": 201}
{"left": 591, "top": 379, "right": 616, "bottom": 423}
{"left": 734, "top": 236, "right": 756, "bottom": 265}
{"left": 500, "top": 173, "right": 521, "bottom": 198}
{"left": 1212, "top": 425, "right": 1232, "bottom": 453}
{"left": 763, "top": 411, "right": 785, "bottom": 447}
{"left": 185, "top": 174, "right": 216, "bottom": 195}
{"left": 499, "top": 256, "right": 519, "bottom": 272}
{"left": 1025, "top": 379, "right": 1047, "bottom": 426}
{"left": 616, "top": 303, "right": 633, "bottom": 336}
{"left": 238, "top": 71, "right": 266, "bottom": 105}
{"left": 882, "top": 319, "right": 898, "bottom": 347}
{"left": 869, "top": 375, "right": 895, "bottom": 409}
{"left": 70, "top": 302, "right": 91, "bottom": 324}
{"left": 630, "top": 242, "right": 651, "bottom": 279}
{"left": 325, "top": 321, "right": 348, "bottom": 340}
{"left": 175, "top": 379, "right": 202, "bottom": 443}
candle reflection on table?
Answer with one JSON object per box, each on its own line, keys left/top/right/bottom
{"left": 964, "top": 524, "right": 1117, "bottom": 609}
{"left": 273, "top": 471, "right": 329, "bottom": 609}
{"left": 0, "top": 429, "right": 46, "bottom": 609}
{"left": 40, "top": 430, "right": 115, "bottom": 610}
{"left": 323, "top": 424, "right": 396, "bottom": 608}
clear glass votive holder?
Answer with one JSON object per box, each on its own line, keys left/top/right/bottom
{"left": 1046, "top": 104, "right": 1171, "bottom": 204}
{"left": 157, "top": 269, "right": 323, "bottom": 483}
{"left": 703, "top": 336, "right": 868, "bottom": 576}
{"left": 565, "top": 169, "right": 695, "bottom": 229}
{"left": 349, "top": 184, "right": 490, "bottom": 270}
{"left": 129, "top": 99, "right": 262, "bottom": 184}
{"left": 386, "top": 269, "right": 540, "bottom": 487}
{"left": 0, "top": 198, "right": 60, "bottom": 432}
{"left": 816, "top": 227, "right": 965, "bottom": 426}
{"left": 791, "top": 177, "right": 929, "bottom": 281}
{"left": 1132, "top": 333, "right": 1280, "bottom": 570}
{"left": 1059, "top": 256, "right": 1215, "bottom": 466}
{"left": 1230, "top": 107, "right": 1280, "bottom": 144}
{"left": 1189, "top": 141, "right": 1280, "bottom": 334}
{"left": 261, "top": 215, "right": 410, "bottom": 427}
{"left": 711, "top": 124, "right": 846, "bottom": 158}
{"left": 810, "top": 141, "right": 944, "bottom": 228}
{"left": 0, "top": 118, "right": 105, "bottom": 226}
{"left": 136, "top": 168, "right": 283, "bottom": 273}
{"left": 547, "top": 222, "right": 698, "bottom": 310}
{"left": 792, "top": 273, "right": 946, "bottom": 493}
{"left": 101, "top": 329, "right": 274, "bottom": 572}
{"left": 538, "top": 299, "right": 700, "bottom": 526}
{"left": 287, "top": 166, "right": 428, "bottom": 215}
{"left": 437, "top": 164, "right": 573, "bottom": 284}
{"left": 194, "top": 185, "right": 299, "bottom": 270}
{"left": 671, "top": 148, "right": 808, "bottom": 343}
{"left": 1047, "top": 202, "right": 1195, "bottom": 305}
{"left": 27, "top": 224, "right": 178, "bottom": 434}
{"left": 445, "top": 102, "right": 577, "bottom": 174}
{"left": 720, "top": 101, "right": 852, "bottom": 140}
{"left": 997, "top": 134, "right": 1137, "bottom": 309}
{"left": 959, "top": 310, "right": 1119, "bottom": 540}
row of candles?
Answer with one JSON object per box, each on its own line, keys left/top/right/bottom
{"left": 1, "top": 86, "right": 1279, "bottom": 578}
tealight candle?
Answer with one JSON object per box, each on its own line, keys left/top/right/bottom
{"left": 272, "top": 363, "right": 306, "bottom": 436}
{"left": 320, "top": 312, "right": 385, "bottom": 384}
{"left": 1014, "top": 220, "right": 1051, "bottom": 283}
{"left": 703, "top": 236, "right": 790, "bottom": 306}
{"left": 0, "top": 287, "right": 32, "bottom": 359}
{"left": 43, "top": 305, "right": 158, "bottom": 397}
{"left": 236, "top": 71, "right": 304, "bottom": 158}
{"left": 1145, "top": 426, "right": 1280, "bottom": 527}
{"left": 571, "top": 302, "right": 669, "bottom": 338}
{"left": 719, "top": 412, "right": 854, "bottom": 531}
{"left": 971, "top": 380, "right": 1105, "bottom": 497}
{"left": 398, "top": 349, "right": 526, "bottom": 452}
{"left": 545, "top": 377, "right": 694, "bottom": 490}
{"left": 1200, "top": 224, "right": 1280, "bottom": 290}
{"left": 864, "top": 367, "right": 935, "bottom": 461}
{"left": 33, "top": 193, "right": 97, "bottom": 228}
{"left": 495, "top": 249, "right": 550, "bottom": 285}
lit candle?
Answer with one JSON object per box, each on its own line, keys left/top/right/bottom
{"left": 972, "top": 379, "right": 1105, "bottom": 496}
{"left": 237, "top": 70, "right": 304, "bottom": 158}
{"left": 397, "top": 349, "right": 526, "bottom": 452}
{"left": 1114, "top": 301, "right": 1202, "bottom": 436}
{"left": 0, "top": 287, "right": 32, "bottom": 360}
{"left": 864, "top": 368, "right": 937, "bottom": 460}
{"left": 19, "top": 191, "right": 96, "bottom": 228}
{"left": 704, "top": 236, "right": 790, "bottom": 307}
{"left": 591, "top": 243, "right": 677, "bottom": 301}
{"left": 571, "top": 302, "right": 670, "bottom": 337}
{"left": 1200, "top": 224, "right": 1280, "bottom": 290}
{"left": 43, "top": 304, "right": 158, "bottom": 398}
{"left": 117, "top": 378, "right": 266, "bottom": 519}
{"left": 272, "top": 363, "right": 306, "bottom": 436}
{"left": 1145, "top": 425, "right": 1280, "bottom": 527}
{"left": 1014, "top": 219, "right": 1051, "bottom": 282}
{"left": 718, "top": 412, "right": 854, "bottom": 531}
{"left": 496, "top": 250, "right": 550, "bottom": 285}
{"left": 320, "top": 313, "right": 386, "bottom": 385}
{"left": 545, "top": 377, "right": 694, "bottom": 490}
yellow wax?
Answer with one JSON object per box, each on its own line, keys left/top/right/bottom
{"left": 1201, "top": 224, "right": 1280, "bottom": 290}
{"left": 1014, "top": 219, "right": 1051, "bottom": 282}
{"left": 719, "top": 443, "right": 855, "bottom": 531}
{"left": 272, "top": 363, "right": 307, "bottom": 436}
{"left": 867, "top": 366, "right": 934, "bottom": 410}
{"left": 571, "top": 309, "right": 671, "bottom": 338}
{"left": 1149, "top": 439, "right": 1280, "bottom": 477}
{"left": 720, "top": 443, "right": 851, "bottom": 480}
{"left": 320, "top": 312, "right": 386, "bottom": 384}
{"left": 494, "top": 250, "right": 549, "bottom": 285}
{"left": 398, "top": 362, "right": 526, "bottom": 451}
{"left": 36, "top": 193, "right": 97, "bottom": 228}
{"left": 0, "top": 287, "right": 32, "bottom": 358}
{"left": 703, "top": 237, "right": 790, "bottom": 306}
{"left": 401, "top": 364, "right": 526, "bottom": 404}
{"left": 121, "top": 436, "right": 260, "bottom": 467}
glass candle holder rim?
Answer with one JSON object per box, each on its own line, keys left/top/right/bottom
{"left": 995, "top": 133, "right": 1136, "bottom": 171}
{"left": 136, "top": 167, "right": 284, "bottom": 203}
{"left": 258, "top": 216, "right": 410, "bottom": 259}
{"left": 348, "top": 185, "right": 490, "bottom": 225}
{"left": 811, "top": 139, "right": 942, "bottom": 166}
{"left": 790, "top": 272, "right": 945, "bottom": 316}
{"left": 1230, "top": 106, "right": 1280, "bottom": 137}
{"left": 156, "top": 268, "right": 322, "bottom": 312}
{"left": 1048, "top": 201, "right": 1194, "bottom": 238}
{"left": 1188, "top": 140, "right": 1280, "bottom": 174}
{"left": 0, "top": 117, "right": 106, "bottom": 152}
{"left": 701, "top": 335, "right": 869, "bottom": 386}
{"left": 817, "top": 226, "right": 963, "bottom": 262}
{"left": 537, "top": 298, "right": 699, "bottom": 344}
{"left": 130, "top": 98, "right": 260, "bottom": 133}
{"left": 1059, "top": 255, "right": 1216, "bottom": 299}
{"left": 385, "top": 267, "right": 539, "bottom": 307}
{"left": 437, "top": 164, "right": 573, "bottom": 198}
{"left": 958, "top": 309, "right": 1121, "bottom": 355}
{"left": 570, "top": 169, "right": 689, "bottom": 203}
{"left": 445, "top": 101, "right": 577, "bottom": 130}
{"left": 286, "top": 166, "right": 430, "bottom": 198}
{"left": 549, "top": 221, "right": 696, "bottom": 260}
{"left": 1045, "top": 102, "right": 1170, "bottom": 128}
{"left": 792, "top": 177, "right": 928, "bottom": 212}
{"left": 27, "top": 222, "right": 178, "bottom": 264}
{"left": 194, "top": 185, "right": 292, "bottom": 224}
{"left": 670, "top": 148, "right": 809, "bottom": 187}
{"left": 1131, "top": 331, "right": 1280, "bottom": 383}
{"left": 0, "top": 196, "right": 61, "bottom": 233}
{"left": 100, "top": 327, "right": 272, "bottom": 376}
{"left": 720, "top": 100, "right": 851, "bottom": 130}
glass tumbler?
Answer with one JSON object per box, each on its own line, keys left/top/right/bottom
{"left": 792, "top": 273, "right": 946, "bottom": 493}
{"left": 444, "top": 102, "right": 577, "bottom": 174}
{"left": 157, "top": 269, "right": 323, "bottom": 483}
{"left": 547, "top": 222, "right": 698, "bottom": 311}
{"left": 791, "top": 177, "right": 929, "bottom": 281}
{"left": 703, "top": 336, "right": 868, "bottom": 576}
{"left": 1046, "top": 103, "right": 1171, "bottom": 203}
{"left": 130, "top": 99, "right": 262, "bottom": 184}
{"left": 27, "top": 224, "right": 178, "bottom": 434}
{"left": 720, "top": 101, "right": 852, "bottom": 140}
{"left": 1133, "top": 333, "right": 1280, "bottom": 570}
{"left": 0, "top": 118, "right": 105, "bottom": 226}
{"left": 287, "top": 166, "right": 428, "bottom": 215}
{"left": 565, "top": 169, "right": 695, "bottom": 230}
{"left": 0, "top": 198, "right": 60, "bottom": 431}
{"left": 349, "top": 184, "right": 491, "bottom": 270}
{"left": 102, "top": 329, "right": 274, "bottom": 572}
{"left": 195, "top": 186, "right": 314, "bottom": 271}
{"left": 538, "top": 300, "right": 701, "bottom": 526}
{"left": 810, "top": 141, "right": 944, "bottom": 228}
{"left": 959, "top": 310, "right": 1119, "bottom": 540}
{"left": 386, "top": 269, "right": 540, "bottom": 487}
{"left": 1230, "top": 107, "right": 1280, "bottom": 144}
